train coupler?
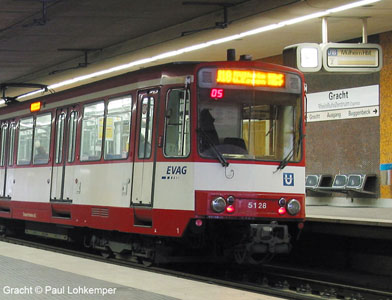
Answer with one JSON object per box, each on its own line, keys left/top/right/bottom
{"left": 234, "top": 222, "right": 291, "bottom": 264}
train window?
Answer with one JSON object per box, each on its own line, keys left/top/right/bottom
{"left": 104, "top": 95, "right": 132, "bottom": 160}
{"left": 80, "top": 102, "right": 104, "bottom": 161}
{"left": 198, "top": 89, "right": 301, "bottom": 162}
{"left": 8, "top": 123, "right": 16, "bottom": 166}
{"left": 0, "top": 124, "right": 7, "bottom": 166}
{"left": 33, "top": 113, "right": 51, "bottom": 164}
{"left": 68, "top": 111, "right": 78, "bottom": 163}
{"left": 55, "top": 113, "right": 66, "bottom": 164}
{"left": 17, "top": 117, "right": 34, "bottom": 165}
{"left": 138, "top": 97, "right": 154, "bottom": 159}
{"left": 164, "top": 89, "right": 190, "bottom": 157}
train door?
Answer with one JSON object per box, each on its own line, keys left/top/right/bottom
{"left": 50, "top": 107, "right": 79, "bottom": 201}
{"left": 131, "top": 89, "right": 159, "bottom": 225}
{"left": 0, "top": 122, "right": 16, "bottom": 198}
{"left": 0, "top": 122, "right": 8, "bottom": 198}
{"left": 0, "top": 121, "right": 16, "bottom": 198}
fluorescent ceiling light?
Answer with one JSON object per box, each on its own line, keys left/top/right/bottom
{"left": 239, "top": 24, "right": 285, "bottom": 38}
{"left": 16, "top": 0, "right": 382, "bottom": 101}
{"left": 327, "top": 0, "right": 381, "bottom": 13}
{"left": 280, "top": 11, "right": 330, "bottom": 26}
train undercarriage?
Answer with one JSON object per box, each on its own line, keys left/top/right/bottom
{"left": 0, "top": 218, "right": 301, "bottom": 266}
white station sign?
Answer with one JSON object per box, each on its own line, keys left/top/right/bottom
{"left": 307, "top": 85, "right": 379, "bottom": 122}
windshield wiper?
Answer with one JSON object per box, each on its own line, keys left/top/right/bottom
{"left": 198, "top": 128, "right": 229, "bottom": 167}
{"left": 297, "top": 120, "right": 305, "bottom": 157}
{"left": 275, "top": 127, "right": 305, "bottom": 172}
{"left": 266, "top": 106, "right": 278, "bottom": 137}
{"left": 275, "top": 148, "right": 294, "bottom": 172}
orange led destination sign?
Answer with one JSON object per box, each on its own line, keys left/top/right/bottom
{"left": 30, "top": 101, "right": 41, "bottom": 112}
{"left": 216, "top": 69, "right": 285, "bottom": 88}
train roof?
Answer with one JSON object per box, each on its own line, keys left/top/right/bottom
{"left": 0, "top": 59, "right": 302, "bottom": 117}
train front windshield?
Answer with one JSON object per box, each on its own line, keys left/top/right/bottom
{"left": 197, "top": 68, "right": 303, "bottom": 163}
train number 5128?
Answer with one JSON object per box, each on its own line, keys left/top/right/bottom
{"left": 248, "top": 202, "right": 267, "bottom": 209}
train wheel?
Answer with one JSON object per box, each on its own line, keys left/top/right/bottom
{"left": 100, "top": 247, "right": 113, "bottom": 259}
{"left": 141, "top": 259, "right": 154, "bottom": 267}
{"left": 234, "top": 246, "right": 247, "bottom": 264}
{"left": 248, "top": 253, "right": 274, "bottom": 265}
{"left": 0, "top": 225, "right": 6, "bottom": 237}
{"left": 139, "top": 251, "right": 155, "bottom": 267}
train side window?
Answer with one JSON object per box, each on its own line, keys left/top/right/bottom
{"left": 164, "top": 89, "right": 190, "bottom": 157}
{"left": 8, "top": 123, "right": 16, "bottom": 166}
{"left": 55, "top": 113, "right": 66, "bottom": 164}
{"left": 17, "top": 117, "right": 34, "bottom": 165}
{"left": 68, "top": 111, "right": 78, "bottom": 163}
{"left": 138, "top": 97, "right": 154, "bottom": 159}
{"left": 33, "top": 113, "right": 51, "bottom": 165}
{"left": 104, "top": 95, "right": 132, "bottom": 160}
{"left": 80, "top": 102, "right": 104, "bottom": 161}
{"left": 0, "top": 124, "right": 7, "bottom": 166}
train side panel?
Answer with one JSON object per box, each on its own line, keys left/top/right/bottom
{"left": 12, "top": 166, "right": 51, "bottom": 202}
{"left": 194, "top": 163, "right": 305, "bottom": 194}
{"left": 153, "top": 162, "right": 195, "bottom": 211}
{"left": 72, "top": 163, "right": 133, "bottom": 207}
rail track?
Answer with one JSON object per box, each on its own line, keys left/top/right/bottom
{"left": 0, "top": 234, "right": 391, "bottom": 300}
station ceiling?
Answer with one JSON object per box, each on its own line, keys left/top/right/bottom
{"left": 1, "top": 0, "right": 392, "bottom": 99}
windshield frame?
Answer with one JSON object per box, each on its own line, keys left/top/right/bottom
{"left": 196, "top": 66, "right": 304, "bottom": 164}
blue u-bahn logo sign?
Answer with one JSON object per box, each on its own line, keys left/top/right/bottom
{"left": 327, "top": 48, "right": 338, "bottom": 56}
{"left": 283, "top": 173, "right": 294, "bottom": 186}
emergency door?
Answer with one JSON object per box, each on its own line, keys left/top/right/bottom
{"left": 0, "top": 121, "right": 16, "bottom": 198}
{"left": 50, "top": 107, "right": 79, "bottom": 201}
{"left": 131, "top": 90, "right": 158, "bottom": 214}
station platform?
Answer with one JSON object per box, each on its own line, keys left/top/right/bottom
{"left": 306, "top": 205, "right": 392, "bottom": 227}
{"left": 0, "top": 241, "right": 278, "bottom": 300}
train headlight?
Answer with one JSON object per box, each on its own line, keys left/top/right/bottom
{"left": 211, "top": 197, "right": 226, "bottom": 213}
{"left": 226, "top": 195, "right": 235, "bottom": 205}
{"left": 287, "top": 199, "right": 301, "bottom": 215}
{"left": 278, "top": 197, "right": 286, "bottom": 207}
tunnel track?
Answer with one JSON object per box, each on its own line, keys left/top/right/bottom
{"left": 0, "top": 235, "right": 391, "bottom": 300}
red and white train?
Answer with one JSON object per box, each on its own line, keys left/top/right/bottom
{"left": 0, "top": 57, "right": 305, "bottom": 264}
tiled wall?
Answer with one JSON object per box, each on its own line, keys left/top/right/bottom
{"left": 380, "top": 31, "right": 392, "bottom": 198}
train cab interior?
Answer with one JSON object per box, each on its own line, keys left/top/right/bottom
{"left": 197, "top": 89, "right": 303, "bottom": 163}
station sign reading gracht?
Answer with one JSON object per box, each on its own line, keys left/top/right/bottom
{"left": 307, "top": 85, "right": 379, "bottom": 122}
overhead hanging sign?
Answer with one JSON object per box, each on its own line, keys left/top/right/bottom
{"left": 307, "top": 85, "right": 379, "bottom": 122}
{"left": 283, "top": 43, "right": 322, "bottom": 73}
{"left": 322, "top": 43, "right": 382, "bottom": 72}
{"left": 283, "top": 43, "right": 382, "bottom": 73}
{"left": 327, "top": 48, "right": 379, "bottom": 67}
